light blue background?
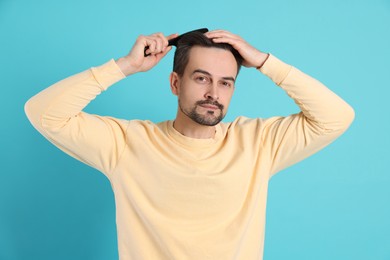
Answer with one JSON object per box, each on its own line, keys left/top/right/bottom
{"left": 1, "top": 0, "right": 389, "bottom": 259}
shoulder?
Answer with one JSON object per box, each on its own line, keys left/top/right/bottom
{"left": 222, "top": 116, "right": 264, "bottom": 131}
{"left": 221, "top": 116, "right": 287, "bottom": 137}
{"left": 124, "top": 119, "right": 171, "bottom": 137}
{"left": 126, "top": 119, "right": 164, "bottom": 131}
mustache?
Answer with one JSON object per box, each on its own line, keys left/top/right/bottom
{"left": 196, "top": 100, "right": 224, "bottom": 110}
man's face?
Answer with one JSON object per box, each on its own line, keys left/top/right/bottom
{"left": 170, "top": 46, "right": 237, "bottom": 126}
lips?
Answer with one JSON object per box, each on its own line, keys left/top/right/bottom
{"left": 200, "top": 104, "right": 219, "bottom": 110}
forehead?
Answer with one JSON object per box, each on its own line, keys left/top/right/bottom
{"left": 185, "top": 46, "right": 238, "bottom": 78}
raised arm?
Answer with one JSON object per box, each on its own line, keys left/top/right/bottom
{"left": 25, "top": 32, "right": 177, "bottom": 177}
{"left": 206, "top": 30, "right": 355, "bottom": 175}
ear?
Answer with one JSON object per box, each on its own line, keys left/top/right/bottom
{"left": 169, "top": 72, "right": 180, "bottom": 96}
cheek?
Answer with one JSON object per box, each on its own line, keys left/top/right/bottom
{"left": 221, "top": 89, "right": 234, "bottom": 104}
{"left": 181, "top": 83, "right": 204, "bottom": 99}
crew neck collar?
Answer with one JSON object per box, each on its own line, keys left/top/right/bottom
{"left": 166, "top": 120, "right": 223, "bottom": 148}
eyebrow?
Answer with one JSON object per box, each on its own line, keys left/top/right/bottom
{"left": 192, "top": 69, "right": 236, "bottom": 82}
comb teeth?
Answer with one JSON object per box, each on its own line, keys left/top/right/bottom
{"left": 144, "top": 28, "right": 209, "bottom": 57}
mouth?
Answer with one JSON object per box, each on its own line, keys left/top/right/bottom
{"left": 199, "top": 104, "right": 219, "bottom": 110}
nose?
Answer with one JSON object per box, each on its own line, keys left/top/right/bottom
{"left": 204, "top": 84, "right": 219, "bottom": 100}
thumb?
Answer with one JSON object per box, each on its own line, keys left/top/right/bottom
{"left": 167, "top": 33, "right": 179, "bottom": 42}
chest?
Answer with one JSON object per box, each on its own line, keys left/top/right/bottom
{"left": 112, "top": 140, "right": 268, "bottom": 221}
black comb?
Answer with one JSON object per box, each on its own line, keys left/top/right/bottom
{"left": 144, "top": 28, "right": 209, "bottom": 57}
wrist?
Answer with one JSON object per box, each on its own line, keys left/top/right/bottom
{"left": 115, "top": 57, "right": 138, "bottom": 76}
{"left": 256, "top": 53, "right": 270, "bottom": 69}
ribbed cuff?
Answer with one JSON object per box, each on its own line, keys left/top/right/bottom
{"left": 91, "top": 59, "right": 126, "bottom": 91}
{"left": 259, "top": 54, "right": 292, "bottom": 86}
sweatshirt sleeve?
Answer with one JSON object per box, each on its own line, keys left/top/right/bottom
{"left": 258, "top": 55, "right": 355, "bottom": 176}
{"left": 24, "top": 59, "right": 127, "bottom": 178}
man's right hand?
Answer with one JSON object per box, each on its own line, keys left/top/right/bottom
{"left": 116, "top": 32, "right": 178, "bottom": 76}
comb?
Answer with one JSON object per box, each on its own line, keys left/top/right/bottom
{"left": 144, "top": 28, "right": 209, "bottom": 57}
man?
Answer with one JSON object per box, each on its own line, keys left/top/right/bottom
{"left": 25, "top": 29, "right": 354, "bottom": 259}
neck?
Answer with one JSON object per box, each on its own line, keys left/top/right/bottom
{"left": 173, "top": 112, "right": 216, "bottom": 139}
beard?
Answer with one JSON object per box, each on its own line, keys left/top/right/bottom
{"left": 179, "top": 99, "right": 225, "bottom": 126}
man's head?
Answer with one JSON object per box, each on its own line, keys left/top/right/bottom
{"left": 170, "top": 31, "right": 243, "bottom": 127}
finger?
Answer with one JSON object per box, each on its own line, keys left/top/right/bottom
{"left": 210, "top": 35, "right": 246, "bottom": 51}
{"left": 139, "top": 35, "right": 155, "bottom": 56}
{"left": 133, "top": 35, "right": 151, "bottom": 57}
{"left": 166, "top": 33, "right": 179, "bottom": 41}
{"left": 153, "top": 33, "right": 167, "bottom": 52}
{"left": 155, "top": 40, "right": 163, "bottom": 53}
{"left": 147, "top": 33, "right": 171, "bottom": 54}
{"left": 145, "top": 39, "right": 157, "bottom": 55}
{"left": 144, "top": 33, "right": 178, "bottom": 56}
{"left": 205, "top": 30, "right": 241, "bottom": 40}
{"left": 155, "top": 46, "right": 173, "bottom": 61}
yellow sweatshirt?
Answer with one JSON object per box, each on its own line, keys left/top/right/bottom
{"left": 25, "top": 55, "right": 354, "bottom": 260}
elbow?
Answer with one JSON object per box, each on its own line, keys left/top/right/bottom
{"left": 24, "top": 96, "right": 45, "bottom": 132}
{"left": 24, "top": 97, "right": 37, "bottom": 125}
{"left": 331, "top": 103, "right": 355, "bottom": 134}
{"left": 341, "top": 104, "right": 355, "bottom": 130}
{"left": 314, "top": 103, "right": 355, "bottom": 135}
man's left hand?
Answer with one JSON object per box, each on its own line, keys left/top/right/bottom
{"left": 205, "top": 30, "right": 269, "bottom": 69}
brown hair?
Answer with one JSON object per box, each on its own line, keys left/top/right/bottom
{"left": 173, "top": 32, "right": 243, "bottom": 77}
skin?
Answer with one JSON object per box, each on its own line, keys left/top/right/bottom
{"left": 116, "top": 30, "right": 270, "bottom": 139}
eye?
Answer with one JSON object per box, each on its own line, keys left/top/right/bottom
{"left": 195, "top": 75, "right": 210, "bottom": 84}
{"left": 220, "top": 81, "right": 233, "bottom": 88}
